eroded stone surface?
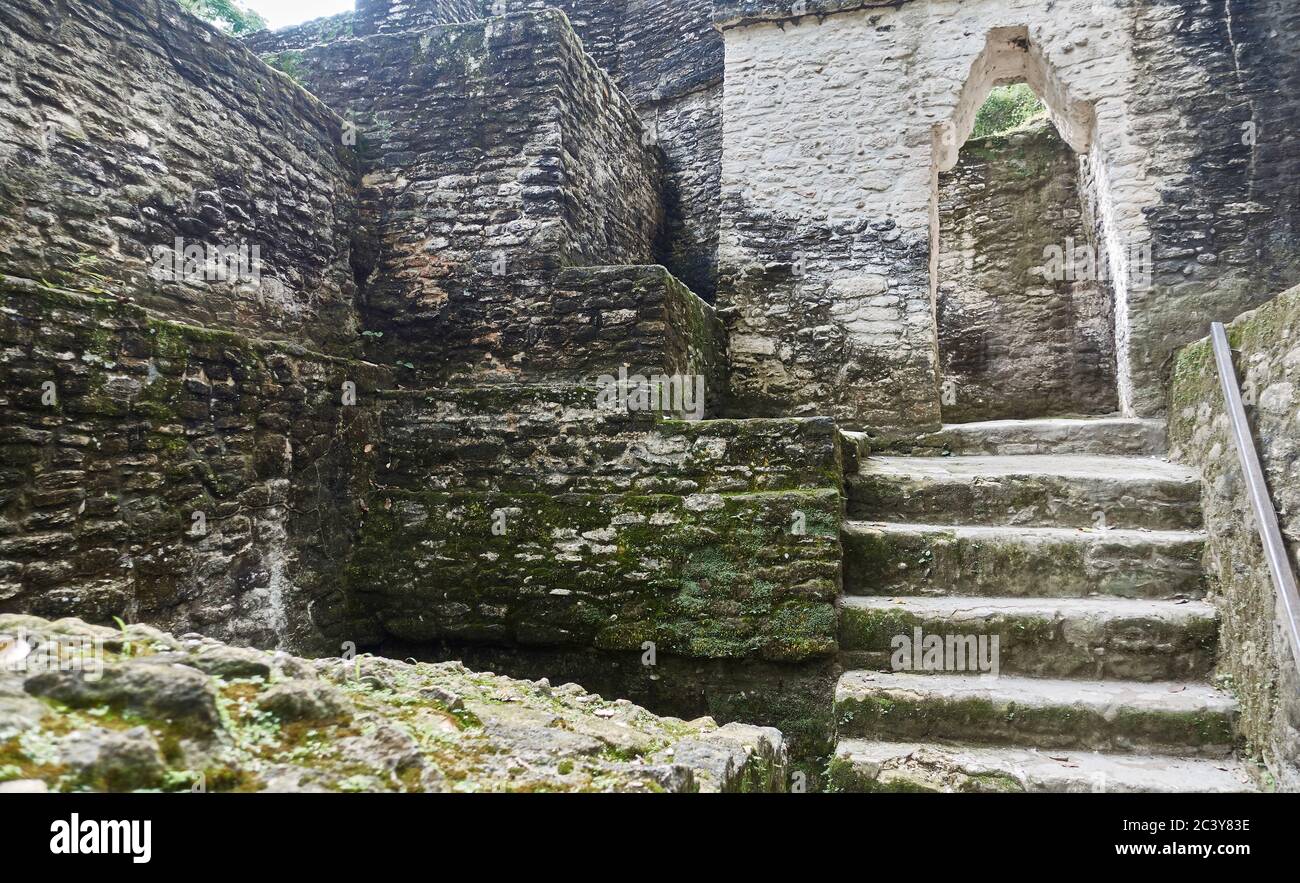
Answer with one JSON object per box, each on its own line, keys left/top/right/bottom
{"left": 0, "top": 614, "right": 787, "bottom": 792}
{"left": 0, "top": 278, "right": 390, "bottom": 653}
{"left": 892, "top": 418, "right": 1167, "bottom": 457}
{"left": 842, "top": 522, "right": 1207, "bottom": 600}
{"left": 839, "top": 595, "right": 1219, "bottom": 681}
{"left": 0, "top": 0, "right": 364, "bottom": 354}
{"left": 835, "top": 670, "right": 1239, "bottom": 757}
{"left": 847, "top": 455, "right": 1202, "bottom": 529}
{"left": 831, "top": 739, "right": 1254, "bottom": 794}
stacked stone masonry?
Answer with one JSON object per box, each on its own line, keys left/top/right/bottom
{"left": 0, "top": 276, "right": 390, "bottom": 654}
{"left": 253, "top": 11, "right": 666, "bottom": 375}
{"left": 1170, "top": 284, "right": 1300, "bottom": 793}
{"left": 246, "top": 0, "right": 726, "bottom": 302}
{"left": 0, "top": 0, "right": 364, "bottom": 356}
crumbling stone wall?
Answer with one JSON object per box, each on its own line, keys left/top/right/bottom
{"left": 357, "top": 0, "right": 484, "bottom": 32}
{"left": 937, "top": 120, "right": 1117, "bottom": 422}
{"left": 0, "top": 277, "right": 389, "bottom": 653}
{"left": 1133, "top": 0, "right": 1300, "bottom": 417}
{"left": 247, "top": 0, "right": 726, "bottom": 302}
{"left": 257, "top": 11, "right": 664, "bottom": 376}
{"left": 715, "top": 0, "right": 1300, "bottom": 432}
{"left": 474, "top": 0, "right": 725, "bottom": 300}
{"left": 411, "top": 265, "right": 725, "bottom": 390}
{"left": 525, "top": 0, "right": 724, "bottom": 300}
{"left": 235, "top": 12, "right": 357, "bottom": 54}
{"left": 0, "top": 0, "right": 389, "bottom": 652}
{"left": 0, "top": 0, "right": 364, "bottom": 356}
{"left": 1169, "top": 284, "right": 1300, "bottom": 792}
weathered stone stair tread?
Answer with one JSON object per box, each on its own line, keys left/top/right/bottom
{"left": 844, "top": 521, "right": 1205, "bottom": 544}
{"left": 841, "top": 594, "right": 1216, "bottom": 624}
{"left": 905, "top": 417, "right": 1167, "bottom": 456}
{"left": 839, "top": 595, "right": 1218, "bottom": 680}
{"left": 860, "top": 455, "right": 1194, "bottom": 481}
{"left": 831, "top": 739, "right": 1255, "bottom": 793}
{"left": 847, "top": 455, "right": 1201, "bottom": 529}
{"left": 842, "top": 520, "right": 1207, "bottom": 599}
{"left": 835, "top": 671, "right": 1237, "bottom": 756}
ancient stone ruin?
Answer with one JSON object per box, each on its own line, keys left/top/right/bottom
{"left": 0, "top": 0, "right": 1298, "bottom": 794}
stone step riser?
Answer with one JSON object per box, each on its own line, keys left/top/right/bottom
{"left": 838, "top": 601, "right": 1218, "bottom": 682}
{"left": 829, "top": 740, "right": 1255, "bottom": 793}
{"left": 884, "top": 419, "right": 1168, "bottom": 457}
{"left": 846, "top": 472, "right": 1202, "bottom": 530}
{"left": 835, "top": 676, "right": 1237, "bottom": 758}
{"left": 842, "top": 525, "right": 1207, "bottom": 600}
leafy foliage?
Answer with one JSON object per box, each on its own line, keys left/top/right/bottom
{"left": 177, "top": 0, "right": 268, "bottom": 35}
{"left": 972, "top": 83, "right": 1047, "bottom": 139}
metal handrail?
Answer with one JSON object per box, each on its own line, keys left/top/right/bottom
{"left": 1210, "top": 321, "right": 1300, "bottom": 671}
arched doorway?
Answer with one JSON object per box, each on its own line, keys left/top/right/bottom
{"left": 929, "top": 27, "right": 1130, "bottom": 425}
{"left": 935, "top": 82, "right": 1118, "bottom": 422}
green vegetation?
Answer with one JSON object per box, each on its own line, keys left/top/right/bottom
{"left": 972, "top": 83, "right": 1048, "bottom": 139}
{"left": 177, "top": 0, "right": 267, "bottom": 35}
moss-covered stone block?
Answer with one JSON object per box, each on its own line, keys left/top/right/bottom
{"left": 348, "top": 485, "right": 842, "bottom": 662}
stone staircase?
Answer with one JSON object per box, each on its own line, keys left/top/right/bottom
{"left": 829, "top": 418, "right": 1256, "bottom": 792}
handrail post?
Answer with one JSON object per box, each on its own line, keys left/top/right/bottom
{"left": 1210, "top": 321, "right": 1300, "bottom": 674}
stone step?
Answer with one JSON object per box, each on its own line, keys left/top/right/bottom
{"left": 846, "top": 455, "right": 1202, "bottom": 530}
{"left": 829, "top": 739, "right": 1256, "bottom": 793}
{"left": 839, "top": 596, "right": 1218, "bottom": 681}
{"left": 840, "top": 430, "right": 870, "bottom": 475}
{"left": 842, "top": 521, "right": 1207, "bottom": 600}
{"left": 834, "top": 671, "right": 1237, "bottom": 756}
{"left": 890, "top": 418, "right": 1167, "bottom": 457}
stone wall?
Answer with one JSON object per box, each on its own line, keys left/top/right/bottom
{"left": 480, "top": 0, "right": 725, "bottom": 300}
{"left": 256, "top": 11, "right": 664, "bottom": 375}
{"left": 1169, "top": 284, "right": 1300, "bottom": 792}
{"left": 236, "top": 11, "right": 358, "bottom": 53}
{"left": 352, "top": 385, "right": 842, "bottom": 659}
{"left": 0, "top": 276, "right": 390, "bottom": 654}
{"left": 356, "top": 0, "right": 483, "bottom": 32}
{"left": 246, "top": 0, "right": 726, "bottom": 302}
{"left": 0, "top": 0, "right": 395, "bottom": 652}
{"left": 715, "top": 0, "right": 1300, "bottom": 432}
{"left": 936, "top": 120, "right": 1117, "bottom": 422}
{"left": 351, "top": 380, "right": 844, "bottom": 767}
{"left": 1132, "top": 0, "right": 1300, "bottom": 416}
{"left": 382, "top": 265, "right": 728, "bottom": 388}
{"left": 0, "top": 0, "right": 364, "bottom": 356}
